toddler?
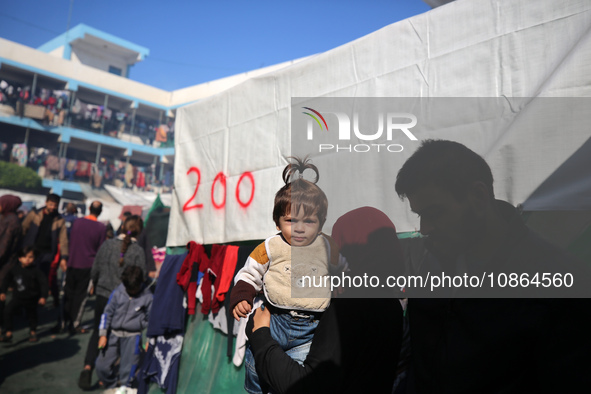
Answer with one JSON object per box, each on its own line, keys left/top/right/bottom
{"left": 95, "top": 265, "right": 152, "bottom": 391}
{"left": 0, "top": 246, "right": 47, "bottom": 342}
{"left": 230, "top": 157, "right": 345, "bottom": 394}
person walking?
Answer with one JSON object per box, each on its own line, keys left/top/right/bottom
{"left": 78, "top": 215, "right": 145, "bottom": 390}
{"left": 63, "top": 201, "right": 107, "bottom": 333}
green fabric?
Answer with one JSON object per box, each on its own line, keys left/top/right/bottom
{"left": 148, "top": 313, "right": 245, "bottom": 394}
{"left": 397, "top": 231, "right": 422, "bottom": 239}
{"left": 144, "top": 194, "right": 167, "bottom": 224}
{"left": 176, "top": 314, "right": 245, "bottom": 393}
{"left": 149, "top": 246, "right": 245, "bottom": 393}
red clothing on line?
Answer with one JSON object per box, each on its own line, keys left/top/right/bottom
{"left": 214, "top": 245, "right": 239, "bottom": 306}
{"left": 200, "top": 245, "right": 225, "bottom": 315}
{"left": 176, "top": 241, "right": 209, "bottom": 315}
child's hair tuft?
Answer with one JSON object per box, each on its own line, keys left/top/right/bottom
{"left": 273, "top": 156, "right": 328, "bottom": 229}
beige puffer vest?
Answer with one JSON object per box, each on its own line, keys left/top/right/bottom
{"left": 263, "top": 234, "right": 331, "bottom": 312}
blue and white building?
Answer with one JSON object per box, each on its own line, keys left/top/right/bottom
{"left": 0, "top": 24, "right": 299, "bottom": 199}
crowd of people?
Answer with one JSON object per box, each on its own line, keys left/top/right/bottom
{"left": 0, "top": 80, "right": 175, "bottom": 148}
{"left": 0, "top": 193, "right": 157, "bottom": 393}
{"left": 1, "top": 144, "right": 173, "bottom": 193}
{"left": 0, "top": 139, "right": 590, "bottom": 394}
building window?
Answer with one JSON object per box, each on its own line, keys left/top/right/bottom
{"left": 108, "top": 66, "right": 122, "bottom": 76}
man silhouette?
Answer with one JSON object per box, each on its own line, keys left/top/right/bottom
{"left": 395, "top": 139, "right": 590, "bottom": 393}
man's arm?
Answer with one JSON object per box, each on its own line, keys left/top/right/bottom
{"left": 99, "top": 290, "right": 119, "bottom": 336}
{"left": 248, "top": 299, "right": 403, "bottom": 394}
{"left": 21, "top": 210, "right": 35, "bottom": 235}
{"left": 58, "top": 218, "right": 69, "bottom": 261}
{"left": 247, "top": 305, "right": 340, "bottom": 394}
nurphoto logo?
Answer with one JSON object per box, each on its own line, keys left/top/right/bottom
{"left": 302, "top": 107, "right": 418, "bottom": 153}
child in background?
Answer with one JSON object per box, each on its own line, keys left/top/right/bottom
{"left": 230, "top": 157, "right": 346, "bottom": 394}
{"left": 79, "top": 214, "right": 145, "bottom": 391}
{"left": 0, "top": 246, "right": 48, "bottom": 342}
{"left": 95, "top": 265, "right": 152, "bottom": 392}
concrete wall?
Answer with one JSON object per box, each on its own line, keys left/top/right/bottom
{"left": 0, "top": 38, "right": 169, "bottom": 107}
{"left": 48, "top": 47, "right": 64, "bottom": 59}
{"left": 71, "top": 44, "right": 129, "bottom": 77}
{"left": 1, "top": 38, "right": 308, "bottom": 110}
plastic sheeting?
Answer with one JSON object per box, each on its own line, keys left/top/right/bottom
{"left": 168, "top": 0, "right": 591, "bottom": 246}
{"left": 105, "top": 184, "right": 172, "bottom": 209}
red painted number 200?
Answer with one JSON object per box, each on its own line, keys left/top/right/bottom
{"left": 183, "top": 167, "right": 255, "bottom": 212}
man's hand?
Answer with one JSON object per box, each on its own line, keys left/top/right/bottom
{"left": 252, "top": 305, "right": 271, "bottom": 332}
{"left": 59, "top": 259, "right": 67, "bottom": 272}
{"left": 232, "top": 300, "right": 252, "bottom": 321}
{"left": 0, "top": 293, "right": 5, "bottom": 302}
{"left": 38, "top": 297, "right": 46, "bottom": 306}
{"left": 98, "top": 336, "right": 107, "bottom": 349}
{"left": 89, "top": 285, "right": 94, "bottom": 295}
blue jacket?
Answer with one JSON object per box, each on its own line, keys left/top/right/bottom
{"left": 99, "top": 283, "right": 152, "bottom": 337}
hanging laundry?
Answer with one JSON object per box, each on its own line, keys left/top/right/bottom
{"left": 208, "top": 305, "right": 241, "bottom": 336}
{"left": 233, "top": 297, "right": 264, "bottom": 367}
{"left": 11, "top": 144, "right": 28, "bottom": 167}
{"left": 177, "top": 242, "right": 209, "bottom": 315}
{"left": 45, "top": 154, "right": 60, "bottom": 172}
{"left": 146, "top": 253, "right": 187, "bottom": 333}
{"left": 199, "top": 245, "right": 239, "bottom": 315}
{"left": 225, "top": 245, "right": 256, "bottom": 359}
{"left": 124, "top": 163, "right": 134, "bottom": 187}
{"left": 214, "top": 245, "right": 239, "bottom": 306}
{"left": 64, "top": 159, "right": 77, "bottom": 181}
{"left": 136, "top": 170, "right": 146, "bottom": 188}
{"left": 91, "top": 163, "right": 102, "bottom": 188}
{"left": 58, "top": 157, "right": 66, "bottom": 180}
{"left": 200, "top": 245, "right": 226, "bottom": 315}
{"left": 76, "top": 161, "right": 91, "bottom": 177}
{"left": 139, "top": 252, "right": 187, "bottom": 394}
{"left": 152, "top": 247, "right": 166, "bottom": 272}
{"left": 155, "top": 125, "right": 168, "bottom": 143}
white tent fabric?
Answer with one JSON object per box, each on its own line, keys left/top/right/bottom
{"left": 104, "top": 184, "right": 172, "bottom": 208}
{"left": 168, "top": 0, "right": 591, "bottom": 246}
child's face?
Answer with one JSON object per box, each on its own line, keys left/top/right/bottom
{"left": 277, "top": 206, "right": 321, "bottom": 246}
{"left": 19, "top": 251, "right": 35, "bottom": 268}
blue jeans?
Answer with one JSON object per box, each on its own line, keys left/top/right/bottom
{"left": 244, "top": 312, "right": 320, "bottom": 394}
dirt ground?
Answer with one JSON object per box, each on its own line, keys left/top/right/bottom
{"left": 0, "top": 295, "right": 109, "bottom": 394}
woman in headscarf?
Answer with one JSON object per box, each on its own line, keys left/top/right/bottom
{"left": 0, "top": 194, "right": 23, "bottom": 268}
{"left": 0, "top": 194, "right": 23, "bottom": 338}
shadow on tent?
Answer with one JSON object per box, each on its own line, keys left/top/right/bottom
{"left": 521, "top": 136, "right": 591, "bottom": 261}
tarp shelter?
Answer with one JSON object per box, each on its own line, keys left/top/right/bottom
{"left": 168, "top": 0, "right": 591, "bottom": 248}
{"left": 158, "top": 0, "right": 591, "bottom": 392}
{"left": 105, "top": 185, "right": 172, "bottom": 210}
